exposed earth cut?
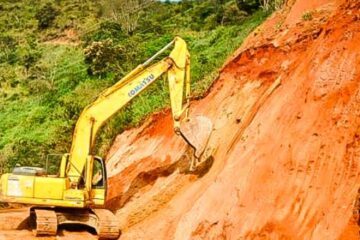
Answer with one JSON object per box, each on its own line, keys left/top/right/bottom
{"left": 0, "top": 0, "right": 359, "bottom": 239}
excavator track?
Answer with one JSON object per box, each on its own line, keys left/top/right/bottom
{"left": 30, "top": 207, "right": 119, "bottom": 239}
{"left": 33, "top": 209, "right": 58, "bottom": 236}
{"left": 92, "top": 209, "right": 120, "bottom": 239}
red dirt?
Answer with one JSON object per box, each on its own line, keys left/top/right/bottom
{"left": 1, "top": 0, "right": 360, "bottom": 239}
{"left": 284, "top": 0, "right": 335, "bottom": 25}
{"left": 105, "top": 0, "right": 360, "bottom": 239}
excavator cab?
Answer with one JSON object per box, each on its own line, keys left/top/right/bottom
{"left": 92, "top": 158, "right": 105, "bottom": 187}
{"left": 90, "top": 156, "right": 107, "bottom": 206}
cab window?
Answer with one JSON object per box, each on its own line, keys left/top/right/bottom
{"left": 92, "top": 158, "right": 104, "bottom": 188}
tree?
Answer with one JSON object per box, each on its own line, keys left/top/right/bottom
{"left": 222, "top": 3, "right": 247, "bottom": 25}
{"left": 103, "top": 0, "right": 155, "bottom": 35}
{"left": 84, "top": 39, "right": 124, "bottom": 76}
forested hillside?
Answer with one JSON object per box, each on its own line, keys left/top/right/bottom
{"left": 0, "top": 0, "right": 271, "bottom": 171}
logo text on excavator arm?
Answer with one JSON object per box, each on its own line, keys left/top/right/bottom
{"left": 128, "top": 74, "right": 155, "bottom": 97}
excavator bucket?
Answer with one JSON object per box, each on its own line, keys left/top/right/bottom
{"left": 179, "top": 116, "right": 213, "bottom": 159}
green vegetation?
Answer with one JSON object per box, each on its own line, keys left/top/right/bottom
{"left": 0, "top": 0, "right": 272, "bottom": 171}
{"left": 302, "top": 11, "right": 313, "bottom": 21}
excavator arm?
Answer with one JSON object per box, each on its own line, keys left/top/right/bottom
{"left": 67, "top": 37, "right": 212, "bottom": 184}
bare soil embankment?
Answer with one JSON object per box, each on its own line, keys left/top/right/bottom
{"left": 0, "top": 0, "right": 359, "bottom": 239}
{"left": 105, "top": 0, "right": 360, "bottom": 239}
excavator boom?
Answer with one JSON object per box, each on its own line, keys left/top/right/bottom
{"left": 67, "top": 37, "right": 212, "bottom": 183}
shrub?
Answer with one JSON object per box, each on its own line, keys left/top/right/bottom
{"left": 0, "top": 67, "right": 17, "bottom": 86}
{"left": 302, "top": 11, "right": 313, "bottom": 21}
{"left": 84, "top": 39, "right": 124, "bottom": 76}
{"left": 222, "top": 3, "right": 247, "bottom": 25}
{"left": 0, "top": 35, "right": 17, "bottom": 50}
{"left": 35, "top": 4, "right": 59, "bottom": 29}
{"left": 190, "top": 3, "right": 220, "bottom": 30}
{"left": 236, "top": 0, "right": 261, "bottom": 13}
{"left": 22, "top": 50, "right": 42, "bottom": 71}
{"left": 82, "top": 21, "right": 126, "bottom": 44}
{"left": 204, "top": 14, "right": 220, "bottom": 30}
{"left": 9, "top": 79, "right": 20, "bottom": 88}
{"left": 28, "top": 79, "right": 52, "bottom": 94}
{"left": 0, "top": 35, "right": 18, "bottom": 64}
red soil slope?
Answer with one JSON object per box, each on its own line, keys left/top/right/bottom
{"left": 0, "top": 0, "right": 359, "bottom": 239}
{"left": 105, "top": 0, "right": 360, "bottom": 239}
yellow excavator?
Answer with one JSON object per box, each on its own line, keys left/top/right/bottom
{"left": 0, "top": 37, "right": 212, "bottom": 238}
